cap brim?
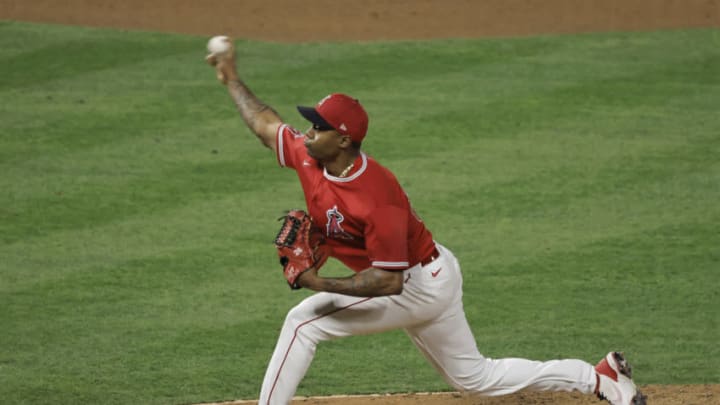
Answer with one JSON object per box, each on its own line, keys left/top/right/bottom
{"left": 297, "top": 106, "right": 334, "bottom": 130}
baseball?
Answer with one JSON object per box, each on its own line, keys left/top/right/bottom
{"left": 207, "top": 35, "right": 231, "bottom": 54}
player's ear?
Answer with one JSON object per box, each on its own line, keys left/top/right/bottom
{"left": 338, "top": 134, "right": 353, "bottom": 148}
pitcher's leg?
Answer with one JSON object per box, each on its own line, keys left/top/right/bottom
{"left": 259, "top": 289, "right": 428, "bottom": 405}
{"left": 473, "top": 357, "right": 596, "bottom": 395}
{"left": 258, "top": 293, "right": 373, "bottom": 404}
{"left": 406, "top": 309, "right": 596, "bottom": 395}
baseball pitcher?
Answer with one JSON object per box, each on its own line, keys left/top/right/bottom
{"left": 206, "top": 37, "right": 646, "bottom": 405}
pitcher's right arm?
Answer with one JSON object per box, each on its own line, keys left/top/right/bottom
{"left": 207, "top": 39, "right": 281, "bottom": 152}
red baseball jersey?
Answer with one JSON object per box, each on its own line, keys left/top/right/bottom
{"left": 275, "top": 124, "right": 436, "bottom": 272}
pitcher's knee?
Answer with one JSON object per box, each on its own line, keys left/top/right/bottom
{"left": 442, "top": 359, "right": 493, "bottom": 393}
{"left": 451, "top": 374, "right": 490, "bottom": 393}
{"left": 281, "top": 301, "right": 330, "bottom": 343}
{"left": 283, "top": 302, "right": 313, "bottom": 330}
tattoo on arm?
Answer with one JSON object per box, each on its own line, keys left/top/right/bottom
{"left": 227, "top": 79, "right": 281, "bottom": 147}
{"left": 316, "top": 268, "right": 402, "bottom": 297}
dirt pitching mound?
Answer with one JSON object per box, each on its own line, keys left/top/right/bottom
{"left": 204, "top": 384, "right": 718, "bottom": 405}
{"left": 3, "top": 0, "right": 719, "bottom": 41}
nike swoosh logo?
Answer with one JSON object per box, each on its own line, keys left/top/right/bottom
{"left": 431, "top": 268, "right": 442, "bottom": 277}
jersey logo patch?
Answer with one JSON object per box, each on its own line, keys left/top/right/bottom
{"left": 326, "top": 206, "right": 354, "bottom": 240}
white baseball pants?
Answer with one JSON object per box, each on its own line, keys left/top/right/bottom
{"left": 257, "top": 244, "right": 597, "bottom": 405}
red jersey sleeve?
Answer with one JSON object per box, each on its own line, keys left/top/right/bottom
{"left": 365, "top": 205, "right": 410, "bottom": 270}
{"left": 275, "top": 124, "right": 306, "bottom": 170}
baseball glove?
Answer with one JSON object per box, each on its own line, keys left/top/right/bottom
{"left": 274, "top": 210, "right": 327, "bottom": 289}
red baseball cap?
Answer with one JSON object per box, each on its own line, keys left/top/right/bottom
{"left": 297, "top": 93, "right": 369, "bottom": 143}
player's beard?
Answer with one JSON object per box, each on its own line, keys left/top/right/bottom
{"left": 304, "top": 142, "right": 332, "bottom": 162}
{"left": 304, "top": 143, "right": 319, "bottom": 160}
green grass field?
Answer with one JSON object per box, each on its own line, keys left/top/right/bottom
{"left": 1, "top": 21, "right": 719, "bottom": 404}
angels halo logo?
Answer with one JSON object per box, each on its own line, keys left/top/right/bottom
{"left": 326, "top": 206, "right": 353, "bottom": 240}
